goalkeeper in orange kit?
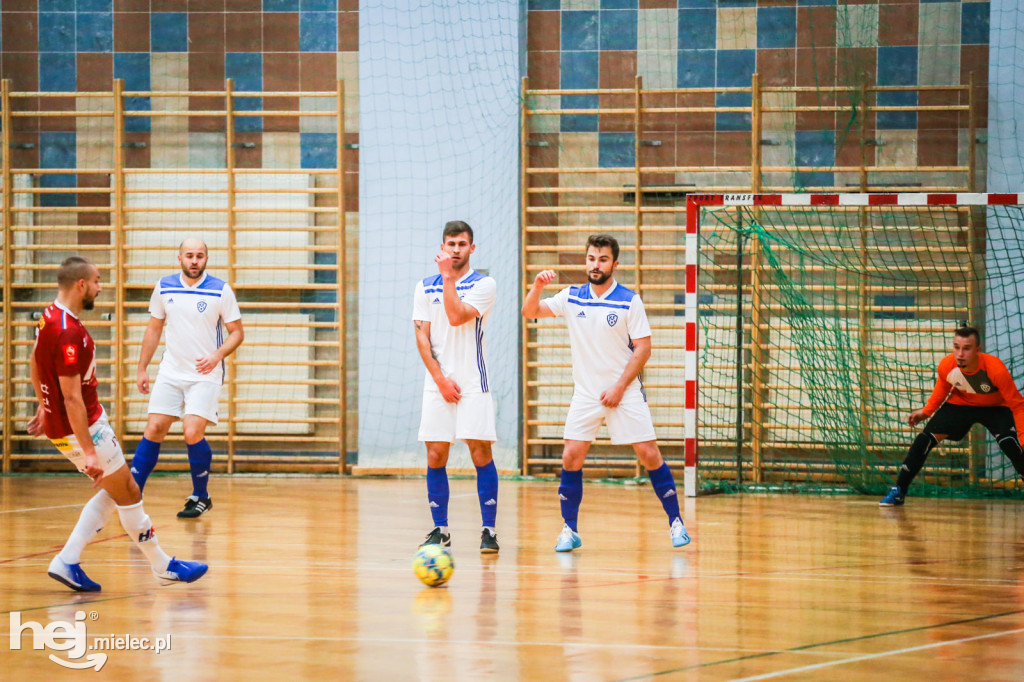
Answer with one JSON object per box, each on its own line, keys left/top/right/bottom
{"left": 880, "top": 326, "right": 1024, "bottom": 506}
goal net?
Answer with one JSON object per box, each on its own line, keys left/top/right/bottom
{"left": 690, "top": 193, "right": 1024, "bottom": 497}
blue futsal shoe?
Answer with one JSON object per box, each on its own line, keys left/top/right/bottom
{"left": 155, "top": 557, "right": 209, "bottom": 586}
{"left": 879, "top": 486, "right": 906, "bottom": 507}
{"left": 48, "top": 555, "right": 102, "bottom": 592}
{"left": 670, "top": 518, "right": 691, "bottom": 548}
{"left": 554, "top": 524, "right": 582, "bottom": 553}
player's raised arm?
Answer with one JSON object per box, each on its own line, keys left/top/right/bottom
{"left": 435, "top": 250, "right": 480, "bottom": 326}
{"left": 522, "top": 270, "right": 557, "bottom": 319}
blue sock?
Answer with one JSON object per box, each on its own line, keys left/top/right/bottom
{"left": 558, "top": 468, "right": 583, "bottom": 532}
{"left": 426, "top": 466, "right": 449, "bottom": 527}
{"left": 476, "top": 461, "right": 498, "bottom": 528}
{"left": 187, "top": 439, "right": 213, "bottom": 499}
{"left": 131, "top": 437, "right": 161, "bottom": 492}
{"left": 648, "top": 462, "right": 681, "bottom": 525}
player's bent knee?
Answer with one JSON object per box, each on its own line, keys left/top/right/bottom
{"left": 99, "top": 465, "right": 143, "bottom": 506}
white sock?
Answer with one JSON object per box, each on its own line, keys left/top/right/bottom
{"left": 483, "top": 526, "right": 495, "bottom": 535}
{"left": 440, "top": 526, "right": 449, "bottom": 535}
{"left": 59, "top": 490, "right": 117, "bottom": 564}
{"left": 116, "top": 501, "right": 171, "bottom": 573}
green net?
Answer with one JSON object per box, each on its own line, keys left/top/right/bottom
{"left": 696, "top": 201, "right": 1024, "bottom": 498}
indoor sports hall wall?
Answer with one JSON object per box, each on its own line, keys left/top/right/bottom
{"left": 2, "top": 1, "right": 1023, "bottom": 488}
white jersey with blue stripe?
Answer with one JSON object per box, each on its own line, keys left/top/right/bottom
{"left": 412, "top": 269, "right": 497, "bottom": 395}
{"left": 543, "top": 280, "right": 652, "bottom": 402}
{"left": 149, "top": 272, "right": 242, "bottom": 384}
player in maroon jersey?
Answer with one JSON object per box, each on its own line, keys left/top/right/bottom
{"left": 28, "top": 256, "right": 208, "bottom": 591}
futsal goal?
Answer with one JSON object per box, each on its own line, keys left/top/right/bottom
{"left": 687, "top": 193, "right": 1024, "bottom": 498}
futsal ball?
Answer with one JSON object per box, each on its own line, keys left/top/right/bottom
{"left": 413, "top": 544, "right": 454, "bottom": 587}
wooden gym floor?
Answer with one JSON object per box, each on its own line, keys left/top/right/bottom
{"left": 3, "top": 475, "right": 1024, "bottom": 680}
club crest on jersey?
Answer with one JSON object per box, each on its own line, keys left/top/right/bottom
{"left": 606, "top": 313, "right": 618, "bottom": 327}
{"left": 197, "top": 301, "right": 208, "bottom": 313}
{"left": 62, "top": 344, "right": 77, "bottom": 365}
{"left": 981, "top": 383, "right": 992, "bottom": 392}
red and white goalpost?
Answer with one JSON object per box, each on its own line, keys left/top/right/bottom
{"left": 681, "top": 192, "right": 1024, "bottom": 497}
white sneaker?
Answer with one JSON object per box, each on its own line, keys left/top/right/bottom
{"left": 554, "top": 524, "right": 582, "bottom": 552}
{"left": 670, "top": 518, "right": 691, "bottom": 548}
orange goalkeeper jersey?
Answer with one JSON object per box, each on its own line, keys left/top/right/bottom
{"left": 923, "top": 353, "right": 1024, "bottom": 435}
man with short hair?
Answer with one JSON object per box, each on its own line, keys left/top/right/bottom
{"left": 413, "top": 221, "right": 501, "bottom": 553}
{"left": 880, "top": 326, "right": 1024, "bottom": 505}
{"left": 522, "top": 234, "right": 691, "bottom": 552}
{"left": 131, "top": 238, "right": 244, "bottom": 518}
{"left": 29, "top": 256, "right": 207, "bottom": 591}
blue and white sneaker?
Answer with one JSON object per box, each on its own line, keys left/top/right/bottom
{"left": 670, "top": 517, "right": 691, "bottom": 547}
{"left": 554, "top": 524, "right": 582, "bottom": 553}
{"left": 48, "top": 555, "right": 101, "bottom": 592}
{"left": 155, "top": 557, "right": 209, "bottom": 586}
{"left": 879, "top": 486, "right": 906, "bottom": 507}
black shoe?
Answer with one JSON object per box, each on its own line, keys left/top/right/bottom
{"left": 420, "top": 527, "right": 451, "bottom": 548}
{"left": 480, "top": 528, "right": 499, "bottom": 554}
{"left": 177, "top": 496, "right": 213, "bottom": 518}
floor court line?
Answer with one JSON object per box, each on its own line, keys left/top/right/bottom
{"left": 0, "top": 503, "right": 83, "bottom": 515}
{"left": 0, "top": 534, "right": 127, "bottom": 566}
{"left": 109, "top": 633, "right": 860, "bottom": 657}
{"left": 616, "top": 608, "right": 1024, "bottom": 680}
{"left": 730, "top": 627, "right": 1024, "bottom": 681}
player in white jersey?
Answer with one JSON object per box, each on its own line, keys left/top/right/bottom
{"left": 522, "top": 234, "right": 691, "bottom": 552}
{"left": 413, "top": 221, "right": 501, "bottom": 553}
{"left": 131, "top": 238, "right": 244, "bottom": 519}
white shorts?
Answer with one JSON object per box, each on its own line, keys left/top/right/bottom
{"left": 148, "top": 375, "right": 222, "bottom": 424}
{"left": 418, "top": 391, "right": 497, "bottom": 444}
{"left": 564, "top": 395, "right": 657, "bottom": 445}
{"left": 50, "top": 410, "right": 127, "bottom": 477}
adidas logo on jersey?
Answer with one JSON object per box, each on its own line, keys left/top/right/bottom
{"left": 576, "top": 310, "right": 587, "bottom": 318}
{"left": 167, "top": 298, "right": 174, "bottom": 304}
{"left": 484, "top": 498, "right": 497, "bottom": 506}
{"left": 432, "top": 297, "right": 441, "bottom": 304}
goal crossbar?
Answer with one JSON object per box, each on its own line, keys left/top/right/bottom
{"left": 682, "top": 192, "right": 1024, "bottom": 497}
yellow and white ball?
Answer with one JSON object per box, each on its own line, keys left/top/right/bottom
{"left": 413, "top": 544, "right": 454, "bottom": 587}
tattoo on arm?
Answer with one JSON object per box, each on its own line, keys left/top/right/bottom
{"left": 430, "top": 348, "right": 439, "bottom": 362}
{"left": 414, "top": 321, "right": 423, "bottom": 331}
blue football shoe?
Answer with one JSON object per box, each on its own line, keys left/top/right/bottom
{"left": 155, "top": 557, "right": 209, "bottom": 586}
{"left": 48, "top": 555, "right": 101, "bottom": 592}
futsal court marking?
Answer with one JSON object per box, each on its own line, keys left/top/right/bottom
{"left": 85, "top": 632, "right": 864, "bottom": 659}
{"left": 0, "top": 534, "right": 128, "bottom": 567}
{"left": 0, "top": 593, "right": 145, "bottom": 617}
{"left": 0, "top": 503, "right": 84, "bottom": 515}
{"left": 11, "top": 555, "right": 1007, "bottom": 592}
{"left": 729, "top": 626, "right": 1024, "bottom": 681}
{"left": 614, "top": 607, "right": 1024, "bottom": 680}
